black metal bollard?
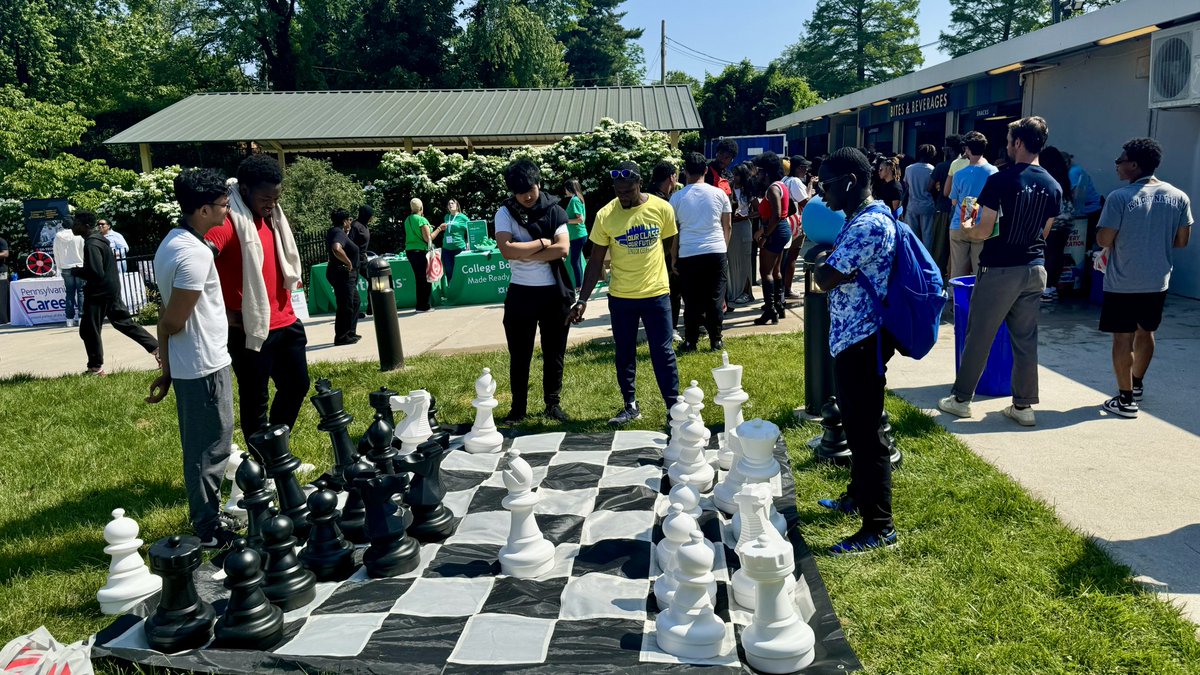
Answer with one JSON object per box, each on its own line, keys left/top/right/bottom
{"left": 367, "top": 257, "right": 405, "bottom": 371}
{"left": 803, "top": 245, "right": 836, "bottom": 417}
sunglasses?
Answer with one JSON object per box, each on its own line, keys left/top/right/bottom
{"left": 819, "top": 174, "right": 852, "bottom": 191}
{"left": 207, "top": 201, "right": 232, "bottom": 210}
{"left": 610, "top": 169, "right": 640, "bottom": 180}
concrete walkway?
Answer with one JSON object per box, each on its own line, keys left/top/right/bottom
{"left": 887, "top": 296, "right": 1200, "bottom": 624}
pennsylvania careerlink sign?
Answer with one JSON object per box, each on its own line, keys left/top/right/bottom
{"left": 888, "top": 92, "right": 951, "bottom": 120}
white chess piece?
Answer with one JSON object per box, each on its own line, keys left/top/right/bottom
{"left": 731, "top": 483, "right": 794, "bottom": 609}
{"left": 727, "top": 418, "right": 785, "bottom": 536}
{"left": 463, "top": 368, "right": 504, "bottom": 454}
{"left": 391, "top": 390, "right": 433, "bottom": 455}
{"left": 740, "top": 534, "right": 816, "bottom": 673}
{"left": 654, "top": 504, "right": 716, "bottom": 609}
{"left": 223, "top": 444, "right": 248, "bottom": 526}
{"left": 667, "top": 477, "right": 702, "bottom": 520}
{"left": 711, "top": 352, "right": 748, "bottom": 471}
{"left": 681, "top": 380, "right": 712, "bottom": 455}
{"left": 663, "top": 396, "right": 690, "bottom": 465}
{"left": 711, "top": 426, "right": 745, "bottom": 515}
{"left": 96, "top": 508, "right": 163, "bottom": 615}
{"left": 668, "top": 414, "right": 715, "bottom": 493}
{"left": 499, "top": 450, "right": 555, "bottom": 578}
{"left": 655, "top": 531, "right": 728, "bottom": 660}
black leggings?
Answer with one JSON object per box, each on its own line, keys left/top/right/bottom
{"left": 677, "top": 252, "right": 727, "bottom": 344}
{"left": 503, "top": 284, "right": 571, "bottom": 415}
{"left": 407, "top": 250, "right": 431, "bottom": 310}
{"left": 834, "top": 331, "right": 895, "bottom": 533}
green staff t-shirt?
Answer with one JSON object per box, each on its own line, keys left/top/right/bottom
{"left": 443, "top": 213, "right": 470, "bottom": 250}
{"left": 566, "top": 196, "right": 587, "bottom": 240}
{"left": 404, "top": 214, "right": 431, "bottom": 251}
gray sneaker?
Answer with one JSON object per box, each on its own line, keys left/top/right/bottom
{"left": 608, "top": 403, "right": 642, "bottom": 426}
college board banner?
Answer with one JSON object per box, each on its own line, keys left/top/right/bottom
{"left": 24, "top": 198, "right": 70, "bottom": 253}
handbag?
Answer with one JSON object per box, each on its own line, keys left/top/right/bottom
{"left": 426, "top": 249, "right": 444, "bottom": 283}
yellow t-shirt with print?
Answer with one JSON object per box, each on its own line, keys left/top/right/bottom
{"left": 589, "top": 195, "right": 677, "bottom": 299}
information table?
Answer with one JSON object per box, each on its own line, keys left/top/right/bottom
{"left": 309, "top": 255, "right": 425, "bottom": 315}
{"left": 8, "top": 277, "right": 66, "bottom": 326}
{"left": 442, "top": 250, "right": 511, "bottom": 306}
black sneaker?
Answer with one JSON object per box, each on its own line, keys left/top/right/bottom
{"left": 199, "top": 527, "right": 240, "bottom": 551}
{"left": 544, "top": 405, "right": 570, "bottom": 423}
{"left": 1102, "top": 396, "right": 1139, "bottom": 419}
{"left": 679, "top": 342, "right": 698, "bottom": 354}
{"left": 709, "top": 339, "right": 724, "bottom": 352}
{"left": 501, "top": 411, "right": 527, "bottom": 425}
{"left": 1132, "top": 384, "right": 1143, "bottom": 402}
{"left": 608, "top": 403, "right": 642, "bottom": 426}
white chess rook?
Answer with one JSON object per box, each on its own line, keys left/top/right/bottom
{"left": 223, "top": 444, "right": 248, "bottom": 526}
{"left": 740, "top": 535, "right": 816, "bottom": 673}
{"left": 391, "top": 390, "right": 433, "bottom": 455}
{"left": 655, "top": 531, "right": 728, "bottom": 660}
{"left": 463, "top": 368, "right": 504, "bottom": 454}
{"left": 731, "top": 483, "right": 794, "bottom": 610}
{"left": 499, "top": 450, "right": 555, "bottom": 578}
{"left": 96, "top": 508, "right": 163, "bottom": 615}
{"left": 663, "top": 396, "right": 690, "bottom": 465}
{"left": 711, "top": 352, "right": 748, "bottom": 471}
{"left": 654, "top": 504, "right": 716, "bottom": 609}
{"left": 668, "top": 414, "right": 714, "bottom": 493}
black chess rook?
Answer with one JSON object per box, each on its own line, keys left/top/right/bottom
{"left": 300, "top": 489, "right": 357, "bottom": 582}
{"left": 310, "top": 378, "right": 357, "bottom": 491}
{"left": 357, "top": 473, "right": 421, "bottom": 578}
{"left": 213, "top": 539, "right": 284, "bottom": 650}
{"left": 248, "top": 425, "right": 312, "bottom": 542}
{"left": 394, "top": 434, "right": 456, "bottom": 543}
{"left": 261, "top": 511, "right": 317, "bottom": 611}
{"left": 144, "top": 535, "right": 216, "bottom": 654}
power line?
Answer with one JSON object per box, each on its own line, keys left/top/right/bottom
{"left": 666, "top": 37, "right": 769, "bottom": 71}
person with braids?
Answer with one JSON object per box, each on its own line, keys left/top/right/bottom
{"left": 205, "top": 153, "right": 311, "bottom": 443}
{"left": 750, "top": 152, "right": 790, "bottom": 325}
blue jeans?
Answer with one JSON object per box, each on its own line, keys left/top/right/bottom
{"left": 443, "top": 248, "right": 460, "bottom": 282}
{"left": 568, "top": 238, "right": 586, "bottom": 287}
{"left": 608, "top": 293, "right": 679, "bottom": 410}
{"left": 61, "top": 267, "right": 85, "bottom": 320}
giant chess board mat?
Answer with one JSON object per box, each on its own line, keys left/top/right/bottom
{"left": 94, "top": 430, "right": 861, "bottom": 673}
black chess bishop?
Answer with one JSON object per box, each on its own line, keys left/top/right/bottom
{"left": 248, "top": 425, "right": 312, "bottom": 542}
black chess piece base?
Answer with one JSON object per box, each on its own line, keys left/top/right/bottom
{"left": 363, "top": 535, "right": 421, "bottom": 578}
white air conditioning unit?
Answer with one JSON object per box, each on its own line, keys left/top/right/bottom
{"left": 1149, "top": 22, "right": 1200, "bottom": 109}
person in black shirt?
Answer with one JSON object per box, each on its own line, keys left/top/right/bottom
{"left": 873, "top": 156, "right": 903, "bottom": 215}
{"left": 350, "top": 205, "right": 373, "bottom": 316}
{"left": 325, "top": 208, "right": 361, "bottom": 346}
{"left": 0, "top": 236, "right": 9, "bottom": 277}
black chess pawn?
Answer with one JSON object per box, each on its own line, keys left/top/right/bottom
{"left": 356, "top": 473, "right": 421, "bottom": 578}
{"left": 369, "top": 386, "right": 398, "bottom": 427}
{"left": 144, "top": 535, "right": 216, "bottom": 653}
{"left": 814, "top": 397, "right": 852, "bottom": 466}
{"left": 235, "top": 453, "right": 275, "bottom": 559}
{"left": 248, "top": 425, "right": 312, "bottom": 542}
{"left": 300, "top": 489, "right": 356, "bottom": 582}
{"left": 881, "top": 410, "right": 903, "bottom": 469}
{"left": 427, "top": 393, "right": 440, "bottom": 432}
{"left": 261, "top": 511, "right": 317, "bottom": 611}
{"left": 339, "top": 454, "right": 375, "bottom": 545}
{"left": 394, "top": 436, "right": 456, "bottom": 543}
{"left": 310, "top": 378, "right": 357, "bottom": 491}
{"left": 213, "top": 539, "right": 284, "bottom": 650}
{"left": 361, "top": 413, "right": 398, "bottom": 476}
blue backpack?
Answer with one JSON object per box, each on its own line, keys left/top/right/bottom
{"left": 854, "top": 203, "right": 947, "bottom": 363}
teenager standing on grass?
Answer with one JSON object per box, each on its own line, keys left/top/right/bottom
{"left": 1096, "top": 138, "right": 1192, "bottom": 419}
{"left": 147, "top": 168, "right": 238, "bottom": 550}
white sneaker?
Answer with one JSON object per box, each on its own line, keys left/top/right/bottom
{"left": 937, "top": 395, "right": 972, "bottom": 418}
{"left": 1003, "top": 405, "right": 1036, "bottom": 426}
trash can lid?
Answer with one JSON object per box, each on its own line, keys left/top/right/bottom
{"left": 948, "top": 275, "right": 976, "bottom": 288}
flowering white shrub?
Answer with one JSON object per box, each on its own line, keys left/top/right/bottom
{"left": 99, "top": 166, "right": 183, "bottom": 250}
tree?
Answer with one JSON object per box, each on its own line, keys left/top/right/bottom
{"left": 665, "top": 70, "right": 703, "bottom": 104}
{"left": 452, "top": 0, "right": 571, "bottom": 88}
{"left": 0, "top": 87, "right": 93, "bottom": 173}
{"left": 939, "top": 0, "right": 1048, "bottom": 57}
{"left": 202, "top": 0, "right": 300, "bottom": 90}
{"left": 559, "top": 0, "right": 644, "bottom": 86}
{"left": 778, "top": 0, "right": 923, "bottom": 99}
{"left": 336, "top": 0, "right": 459, "bottom": 88}
{"left": 278, "top": 157, "right": 370, "bottom": 237}
{"left": 698, "top": 62, "right": 819, "bottom": 138}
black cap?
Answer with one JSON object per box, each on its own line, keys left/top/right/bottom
{"left": 791, "top": 155, "right": 811, "bottom": 167}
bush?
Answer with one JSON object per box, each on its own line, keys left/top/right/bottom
{"left": 99, "top": 166, "right": 183, "bottom": 252}
{"left": 0, "top": 199, "right": 25, "bottom": 254}
{"left": 278, "top": 157, "right": 373, "bottom": 239}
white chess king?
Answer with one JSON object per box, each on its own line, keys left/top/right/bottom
{"left": 391, "top": 389, "right": 433, "bottom": 455}
{"left": 463, "top": 368, "right": 503, "bottom": 454}
{"left": 499, "top": 450, "right": 555, "bottom": 578}
{"left": 711, "top": 352, "right": 748, "bottom": 471}
{"left": 96, "top": 508, "right": 163, "bottom": 615}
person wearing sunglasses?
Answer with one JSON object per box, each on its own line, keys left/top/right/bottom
{"left": 568, "top": 160, "right": 680, "bottom": 426}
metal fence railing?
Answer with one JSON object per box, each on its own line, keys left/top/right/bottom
{"left": 113, "top": 251, "right": 158, "bottom": 315}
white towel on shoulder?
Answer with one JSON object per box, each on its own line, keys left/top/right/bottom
{"left": 227, "top": 178, "right": 302, "bottom": 351}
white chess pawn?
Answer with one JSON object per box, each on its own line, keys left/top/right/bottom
{"left": 663, "top": 396, "right": 690, "bottom": 465}
{"left": 223, "top": 444, "right": 247, "bottom": 526}
{"left": 668, "top": 414, "right": 715, "bottom": 493}
{"left": 655, "top": 531, "right": 728, "bottom": 660}
{"left": 391, "top": 389, "right": 433, "bottom": 455}
{"left": 731, "top": 483, "right": 793, "bottom": 609}
{"left": 681, "top": 380, "right": 713, "bottom": 458}
{"left": 740, "top": 535, "right": 816, "bottom": 673}
{"left": 711, "top": 352, "right": 748, "bottom": 471}
{"left": 499, "top": 450, "right": 555, "bottom": 578}
{"left": 463, "top": 368, "right": 504, "bottom": 454}
{"left": 666, "top": 476, "right": 702, "bottom": 520}
{"left": 96, "top": 508, "right": 163, "bottom": 615}
{"left": 654, "top": 504, "right": 716, "bottom": 609}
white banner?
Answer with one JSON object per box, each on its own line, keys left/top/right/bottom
{"left": 9, "top": 277, "right": 66, "bottom": 326}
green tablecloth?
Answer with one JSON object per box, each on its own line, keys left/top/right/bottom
{"left": 442, "top": 250, "right": 512, "bottom": 306}
{"left": 309, "top": 255, "right": 431, "bottom": 314}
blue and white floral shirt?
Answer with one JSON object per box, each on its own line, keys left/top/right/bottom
{"left": 825, "top": 202, "right": 896, "bottom": 356}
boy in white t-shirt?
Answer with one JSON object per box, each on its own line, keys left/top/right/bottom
{"left": 146, "top": 168, "right": 238, "bottom": 550}
{"left": 670, "top": 152, "right": 732, "bottom": 351}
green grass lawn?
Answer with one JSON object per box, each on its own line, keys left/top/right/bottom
{"left": 1, "top": 332, "right": 1197, "bottom": 673}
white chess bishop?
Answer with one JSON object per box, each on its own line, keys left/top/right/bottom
{"left": 731, "top": 483, "right": 794, "bottom": 610}
{"left": 655, "top": 531, "right": 728, "bottom": 660}
{"left": 499, "top": 450, "right": 555, "bottom": 578}
{"left": 711, "top": 352, "right": 748, "bottom": 471}
{"left": 663, "top": 396, "right": 690, "bottom": 465}
{"left": 96, "top": 508, "right": 162, "bottom": 615}
{"left": 391, "top": 389, "right": 433, "bottom": 455}
{"left": 222, "top": 444, "right": 248, "bottom": 526}
{"left": 668, "top": 413, "right": 715, "bottom": 493}
{"left": 463, "top": 368, "right": 504, "bottom": 454}
{"left": 653, "top": 504, "right": 715, "bottom": 609}
{"left": 739, "top": 535, "right": 816, "bottom": 673}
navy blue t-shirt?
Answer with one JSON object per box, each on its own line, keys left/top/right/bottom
{"left": 977, "top": 163, "right": 1062, "bottom": 268}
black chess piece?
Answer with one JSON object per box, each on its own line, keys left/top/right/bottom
{"left": 339, "top": 454, "right": 375, "bottom": 544}
{"left": 881, "top": 410, "right": 903, "bottom": 469}
{"left": 261, "top": 510, "right": 317, "bottom": 611}
{"left": 310, "top": 378, "right": 357, "bottom": 491}
{"left": 394, "top": 434, "right": 456, "bottom": 543}
{"left": 248, "top": 425, "right": 312, "bottom": 542}
{"left": 213, "top": 539, "right": 285, "bottom": 650}
{"left": 814, "top": 397, "right": 852, "bottom": 466}
{"left": 356, "top": 472, "right": 421, "bottom": 578}
{"left": 144, "top": 535, "right": 216, "bottom": 653}
{"left": 427, "top": 393, "right": 440, "bottom": 432}
{"left": 369, "top": 386, "right": 398, "bottom": 427}
{"left": 300, "top": 489, "right": 356, "bottom": 582}
{"left": 361, "top": 413, "right": 398, "bottom": 475}
{"left": 235, "top": 453, "right": 274, "bottom": 559}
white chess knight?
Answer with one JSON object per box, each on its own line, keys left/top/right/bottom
{"left": 731, "top": 483, "right": 794, "bottom": 610}
{"left": 391, "top": 389, "right": 433, "bottom": 455}
{"left": 96, "top": 508, "right": 162, "bottom": 615}
{"left": 653, "top": 504, "right": 716, "bottom": 609}
{"left": 740, "top": 535, "right": 816, "bottom": 673}
{"left": 726, "top": 418, "right": 785, "bottom": 536}
{"left": 463, "top": 368, "right": 504, "bottom": 454}
{"left": 223, "top": 444, "right": 248, "bottom": 526}
{"left": 711, "top": 352, "right": 748, "bottom": 471}
{"left": 668, "top": 413, "right": 714, "bottom": 493}
{"left": 663, "top": 396, "right": 690, "bottom": 465}
{"left": 655, "top": 531, "right": 728, "bottom": 660}
{"left": 499, "top": 450, "right": 555, "bottom": 578}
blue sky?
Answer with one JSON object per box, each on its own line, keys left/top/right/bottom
{"left": 621, "top": 0, "right": 955, "bottom": 83}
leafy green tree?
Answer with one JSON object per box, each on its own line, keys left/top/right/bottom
{"left": 778, "top": 0, "right": 923, "bottom": 99}
{"left": 558, "top": 0, "right": 644, "bottom": 86}
{"left": 0, "top": 87, "right": 93, "bottom": 172}
{"left": 331, "top": 0, "right": 459, "bottom": 88}
{"left": 939, "top": 0, "right": 1048, "bottom": 57}
{"left": 665, "top": 70, "right": 703, "bottom": 104}
{"left": 698, "top": 62, "right": 819, "bottom": 138}
{"left": 452, "top": 0, "right": 571, "bottom": 88}
{"left": 278, "top": 157, "right": 370, "bottom": 238}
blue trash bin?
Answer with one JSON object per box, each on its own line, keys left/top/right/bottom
{"left": 950, "top": 275, "right": 1013, "bottom": 397}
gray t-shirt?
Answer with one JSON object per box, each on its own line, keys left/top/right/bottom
{"left": 153, "top": 228, "right": 232, "bottom": 379}
{"left": 904, "top": 163, "right": 935, "bottom": 215}
{"left": 1098, "top": 178, "right": 1193, "bottom": 293}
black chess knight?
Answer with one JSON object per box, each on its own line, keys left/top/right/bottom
{"left": 310, "top": 379, "right": 357, "bottom": 491}
{"left": 144, "top": 535, "right": 216, "bottom": 653}
{"left": 394, "top": 433, "right": 456, "bottom": 543}
{"left": 356, "top": 472, "right": 421, "bottom": 578}
{"left": 248, "top": 425, "right": 312, "bottom": 542}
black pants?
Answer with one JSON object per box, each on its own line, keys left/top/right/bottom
{"left": 228, "top": 320, "right": 311, "bottom": 443}
{"left": 327, "top": 269, "right": 359, "bottom": 340}
{"left": 80, "top": 294, "right": 158, "bottom": 369}
{"left": 407, "top": 250, "right": 431, "bottom": 311}
{"left": 503, "top": 284, "right": 570, "bottom": 415}
{"left": 834, "top": 330, "right": 895, "bottom": 533}
{"left": 1045, "top": 226, "right": 1071, "bottom": 289}
{"left": 677, "top": 253, "right": 728, "bottom": 345}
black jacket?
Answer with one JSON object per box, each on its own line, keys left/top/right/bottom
{"left": 502, "top": 193, "right": 575, "bottom": 303}
{"left": 78, "top": 232, "right": 120, "bottom": 298}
